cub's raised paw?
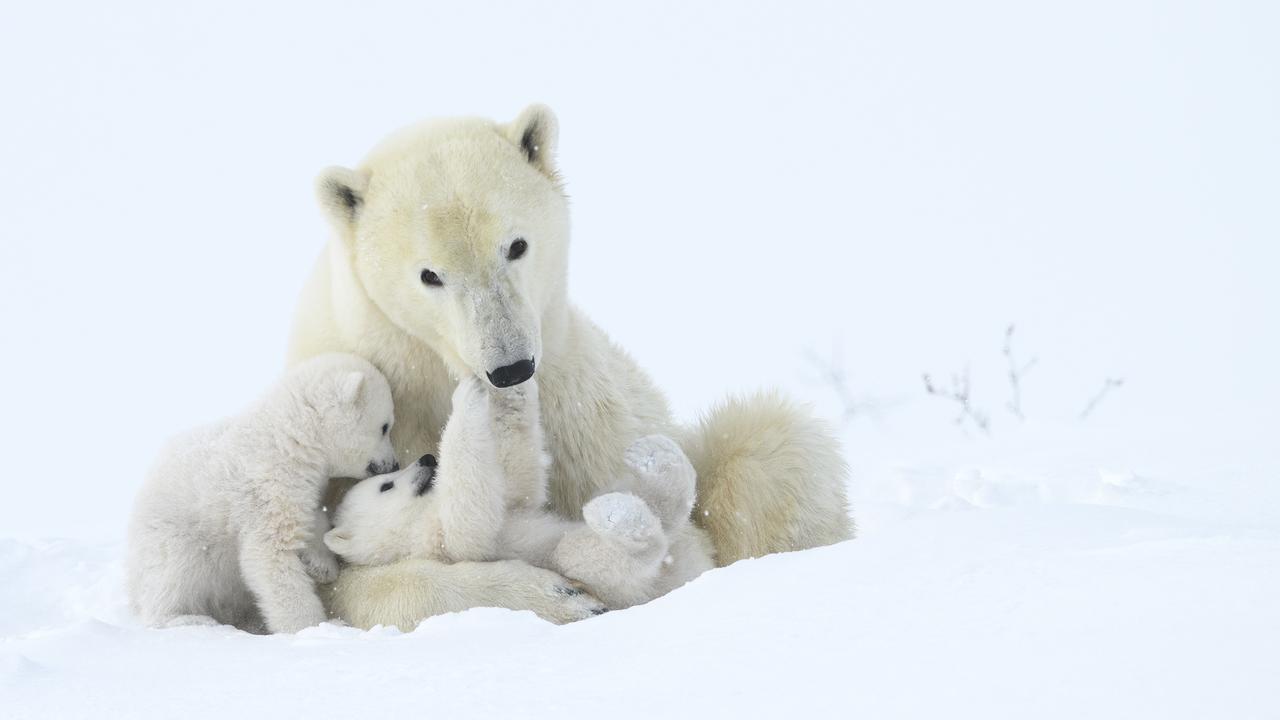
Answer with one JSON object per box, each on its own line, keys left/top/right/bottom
{"left": 622, "top": 435, "right": 697, "bottom": 528}
{"left": 624, "top": 435, "right": 689, "bottom": 476}
{"left": 451, "top": 375, "right": 491, "bottom": 411}
{"left": 582, "top": 492, "right": 663, "bottom": 546}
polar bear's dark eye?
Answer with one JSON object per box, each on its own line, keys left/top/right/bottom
{"left": 420, "top": 269, "right": 442, "bottom": 287}
{"left": 507, "top": 239, "right": 528, "bottom": 261}
{"left": 381, "top": 423, "right": 389, "bottom": 436}
{"left": 379, "top": 481, "right": 394, "bottom": 493}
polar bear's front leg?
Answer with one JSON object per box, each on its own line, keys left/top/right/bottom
{"left": 327, "top": 557, "right": 609, "bottom": 629}
{"left": 551, "top": 492, "right": 670, "bottom": 609}
{"left": 238, "top": 529, "right": 328, "bottom": 633}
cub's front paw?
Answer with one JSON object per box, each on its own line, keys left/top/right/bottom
{"left": 300, "top": 546, "right": 341, "bottom": 584}
{"left": 451, "top": 374, "right": 491, "bottom": 411}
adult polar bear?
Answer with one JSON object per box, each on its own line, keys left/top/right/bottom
{"left": 289, "top": 105, "right": 851, "bottom": 624}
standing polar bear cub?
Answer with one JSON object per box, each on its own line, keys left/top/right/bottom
{"left": 326, "top": 377, "right": 714, "bottom": 611}
{"left": 291, "top": 105, "right": 852, "bottom": 623}
{"left": 127, "top": 353, "right": 399, "bottom": 633}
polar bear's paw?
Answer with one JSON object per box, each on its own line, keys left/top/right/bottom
{"left": 622, "top": 435, "right": 697, "bottom": 528}
{"left": 534, "top": 577, "right": 609, "bottom": 623}
{"left": 583, "top": 492, "right": 663, "bottom": 547}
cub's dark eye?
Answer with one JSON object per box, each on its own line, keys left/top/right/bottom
{"left": 507, "top": 239, "right": 528, "bottom": 261}
{"left": 379, "top": 481, "right": 394, "bottom": 493}
{"left": 420, "top": 269, "right": 442, "bottom": 287}
{"left": 381, "top": 423, "right": 389, "bottom": 436}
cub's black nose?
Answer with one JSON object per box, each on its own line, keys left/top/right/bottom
{"left": 366, "top": 459, "right": 399, "bottom": 476}
{"left": 486, "top": 358, "right": 536, "bottom": 388}
{"left": 413, "top": 456, "right": 437, "bottom": 496}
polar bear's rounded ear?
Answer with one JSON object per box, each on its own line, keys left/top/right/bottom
{"left": 504, "top": 104, "right": 559, "bottom": 179}
{"left": 316, "top": 166, "right": 369, "bottom": 230}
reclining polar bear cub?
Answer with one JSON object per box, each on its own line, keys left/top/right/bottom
{"left": 127, "top": 353, "right": 400, "bottom": 633}
{"left": 325, "top": 377, "right": 715, "bottom": 610}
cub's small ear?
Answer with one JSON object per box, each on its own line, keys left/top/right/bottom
{"left": 338, "top": 371, "right": 365, "bottom": 404}
{"left": 316, "top": 166, "right": 369, "bottom": 229}
{"left": 323, "top": 528, "right": 351, "bottom": 555}
{"left": 504, "top": 104, "right": 559, "bottom": 179}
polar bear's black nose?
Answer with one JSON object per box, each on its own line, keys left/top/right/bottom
{"left": 486, "top": 358, "right": 536, "bottom": 388}
{"left": 418, "top": 454, "right": 437, "bottom": 468}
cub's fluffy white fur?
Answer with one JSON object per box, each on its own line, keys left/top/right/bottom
{"left": 325, "top": 378, "right": 714, "bottom": 611}
{"left": 126, "top": 353, "right": 399, "bottom": 633}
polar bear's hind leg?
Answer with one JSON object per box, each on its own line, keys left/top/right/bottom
{"left": 682, "top": 390, "right": 853, "bottom": 566}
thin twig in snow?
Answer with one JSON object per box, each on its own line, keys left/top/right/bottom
{"left": 1080, "top": 377, "right": 1125, "bottom": 420}
{"left": 803, "top": 346, "right": 896, "bottom": 425}
{"left": 1003, "top": 324, "right": 1038, "bottom": 421}
{"left": 923, "top": 367, "right": 990, "bottom": 434}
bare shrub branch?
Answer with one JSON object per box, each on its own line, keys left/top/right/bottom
{"left": 1080, "top": 377, "right": 1125, "bottom": 420}
{"left": 923, "top": 366, "right": 990, "bottom": 434}
{"left": 803, "top": 346, "right": 897, "bottom": 425}
{"left": 1003, "top": 324, "right": 1038, "bottom": 421}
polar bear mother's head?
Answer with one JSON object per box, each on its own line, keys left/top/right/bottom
{"left": 315, "top": 105, "right": 569, "bottom": 389}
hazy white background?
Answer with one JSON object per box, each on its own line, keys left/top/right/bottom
{"left": 1, "top": 1, "right": 1276, "bottom": 535}
{"left": 3, "top": 4, "right": 1279, "bottom": 718}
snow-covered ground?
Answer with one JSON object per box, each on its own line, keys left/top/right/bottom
{"left": 2, "top": 1, "right": 1277, "bottom": 718}
{"left": 5, "top": 418, "right": 1278, "bottom": 718}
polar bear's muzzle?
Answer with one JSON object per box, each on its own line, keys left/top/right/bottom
{"left": 486, "top": 357, "right": 536, "bottom": 388}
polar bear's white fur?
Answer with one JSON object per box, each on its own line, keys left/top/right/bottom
{"left": 126, "top": 353, "right": 400, "bottom": 633}
{"left": 326, "top": 558, "right": 608, "bottom": 629}
{"left": 290, "top": 105, "right": 852, "bottom": 625}
{"left": 325, "top": 378, "right": 714, "bottom": 611}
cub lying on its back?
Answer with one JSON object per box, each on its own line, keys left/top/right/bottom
{"left": 127, "top": 353, "right": 400, "bottom": 633}
{"left": 324, "top": 377, "right": 715, "bottom": 612}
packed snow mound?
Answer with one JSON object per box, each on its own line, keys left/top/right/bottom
{"left": 4, "top": 429, "right": 1278, "bottom": 719}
